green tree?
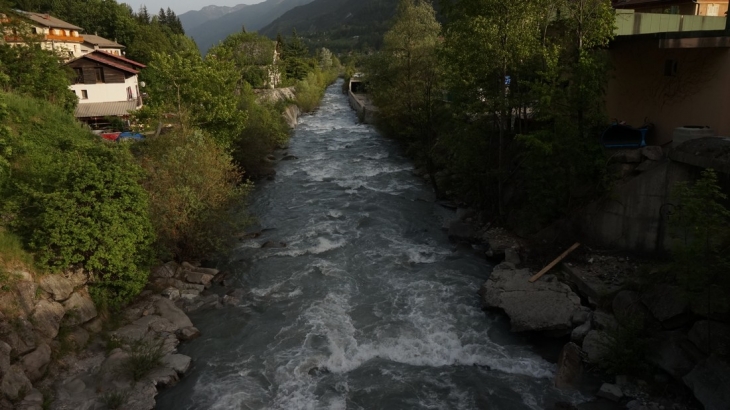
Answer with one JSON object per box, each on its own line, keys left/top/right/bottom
{"left": 366, "top": 0, "right": 445, "bottom": 195}
{"left": 209, "top": 32, "right": 277, "bottom": 88}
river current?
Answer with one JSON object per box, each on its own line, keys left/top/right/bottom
{"left": 156, "top": 80, "right": 588, "bottom": 410}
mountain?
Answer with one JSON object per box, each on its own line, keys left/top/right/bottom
{"left": 259, "top": 0, "right": 400, "bottom": 52}
{"left": 179, "top": 4, "right": 249, "bottom": 33}
{"left": 187, "top": 0, "right": 316, "bottom": 54}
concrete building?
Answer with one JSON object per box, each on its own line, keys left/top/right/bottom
{"left": 606, "top": 10, "right": 730, "bottom": 145}
{"left": 80, "top": 34, "right": 125, "bottom": 57}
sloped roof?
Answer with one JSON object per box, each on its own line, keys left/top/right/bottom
{"left": 68, "top": 52, "right": 140, "bottom": 74}
{"left": 82, "top": 34, "right": 124, "bottom": 49}
{"left": 21, "top": 11, "right": 82, "bottom": 30}
{"left": 95, "top": 50, "right": 146, "bottom": 68}
{"left": 75, "top": 101, "right": 138, "bottom": 118}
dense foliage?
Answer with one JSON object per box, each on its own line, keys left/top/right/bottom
{"left": 366, "top": 0, "right": 615, "bottom": 232}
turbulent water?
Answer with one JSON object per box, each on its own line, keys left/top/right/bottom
{"left": 156, "top": 80, "right": 589, "bottom": 410}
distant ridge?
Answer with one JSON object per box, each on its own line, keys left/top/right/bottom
{"left": 186, "top": 0, "right": 316, "bottom": 54}
{"left": 179, "top": 4, "right": 249, "bottom": 33}
{"left": 258, "top": 0, "right": 399, "bottom": 51}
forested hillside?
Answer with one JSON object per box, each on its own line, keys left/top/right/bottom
{"left": 260, "top": 0, "right": 399, "bottom": 52}
{"left": 185, "top": 0, "right": 315, "bottom": 54}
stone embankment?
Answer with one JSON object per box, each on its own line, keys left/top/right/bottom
{"left": 0, "top": 260, "right": 244, "bottom": 409}
{"left": 255, "top": 86, "right": 301, "bottom": 129}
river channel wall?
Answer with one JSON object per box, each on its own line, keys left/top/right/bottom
{"left": 348, "top": 91, "right": 377, "bottom": 124}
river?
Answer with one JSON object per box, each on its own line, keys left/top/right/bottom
{"left": 156, "top": 80, "right": 589, "bottom": 409}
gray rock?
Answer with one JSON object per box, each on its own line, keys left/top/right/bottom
{"left": 0, "top": 342, "right": 10, "bottom": 378}
{"left": 20, "top": 344, "right": 50, "bottom": 382}
{"left": 641, "top": 146, "right": 664, "bottom": 161}
{"left": 504, "top": 248, "right": 521, "bottom": 266}
{"left": 14, "top": 282, "right": 37, "bottom": 315}
{"left": 38, "top": 275, "right": 74, "bottom": 301}
{"left": 282, "top": 155, "right": 298, "bottom": 160}
{"left": 448, "top": 221, "right": 478, "bottom": 242}
{"left": 31, "top": 299, "right": 65, "bottom": 339}
{"left": 16, "top": 388, "right": 43, "bottom": 408}
{"left": 479, "top": 266, "right": 581, "bottom": 334}
{"left": 176, "top": 327, "right": 201, "bottom": 341}
{"left": 184, "top": 271, "right": 214, "bottom": 286}
{"left": 222, "top": 295, "right": 240, "bottom": 306}
{"left": 161, "top": 287, "right": 181, "bottom": 301}
{"left": 0, "top": 365, "right": 32, "bottom": 401}
{"left": 456, "top": 208, "right": 476, "bottom": 221}
{"left": 160, "top": 332, "right": 180, "bottom": 356}
{"left": 148, "top": 366, "right": 178, "bottom": 387}
{"left": 626, "top": 399, "right": 641, "bottom": 409}
{"left": 261, "top": 241, "right": 286, "bottom": 249}
{"left": 162, "top": 354, "right": 191, "bottom": 374}
{"left": 67, "top": 327, "right": 89, "bottom": 349}
{"left": 555, "top": 342, "right": 583, "bottom": 389}
{"left": 582, "top": 330, "right": 610, "bottom": 363}
{"left": 571, "top": 307, "right": 592, "bottom": 326}
{"left": 134, "top": 315, "right": 177, "bottom": 333}
{"left": 641, "top": 285, "right": 688, "bottom": 327}
{"left": 648, "top": 331, "right": 697, "bottom": 380}
{"left": 154, "top": 298, "right": 193, "bottom": 330}
{"left": 82, "top": 317, "right": 103, "bottom": 334}
{"left": 112, "top": 324, "right": 150, "bottom": 342}
{"left": 592, "top": 311, "right": 618, "bottom": 331}
{"left": 688, "top": 320, "right": 730, "bottom": 356}
{"left": 683, "top": 356, "right": 730, "bottom": 410}
{"left": 62, "top": 291, "right": 97, "bottom": 326}
{"left": 0, "top": 320, "right": 36, "bottom": 356}
{"left": 65, "top": 268, "right": 88, "bottom": 288}
{"left": 597, "top": 383, "right": 624, "bottom": 402}
{"left": 153, "top": 278, "right": 205, "bottom": 292}
{"left": 152, "top": 261, "right": 179, "bottom": 279}
{"left": 571, "top": 321, "right": 591, "bottom": 343}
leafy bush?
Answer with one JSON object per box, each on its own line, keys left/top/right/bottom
{"left": 136, "top": 130, "right": 249, "bottom": 260}
{"left": 100, "top": 390, "right": 129, "bottom": 409}
{"left": 0, "top": 93, "right": 154, "bottom": 309}
{"left": 598, "top": 318, "right": 650, "bottom": 376}
{"left": 295, "top": 69, "right": 339, "bottom": 113}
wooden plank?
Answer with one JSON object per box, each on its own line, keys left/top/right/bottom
{"left": 528, "top": 242, "right": 581, "bottom": 283}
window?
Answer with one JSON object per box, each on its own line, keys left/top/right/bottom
{"left": 73, "top": 68, "right": 83, "bottom": 84}
{"left": 127, "top": 86, "right": 133, "bottom": 101}
{"left": 664, "top": 59, "right": 678, "bottom": 76}
{"left": 80, "top": 90, "right": 88, "bottom": 100}
{"left": 94, "top": 67, "right": 104, "bottom": 83}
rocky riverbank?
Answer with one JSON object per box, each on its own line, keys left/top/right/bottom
{"left": 430, "top": 183, "right": 728, "bottom": 409}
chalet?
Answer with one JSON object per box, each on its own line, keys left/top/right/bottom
{"left": 80, "top": 34, "right": 125, "bottom": 57}
{"left": 2, "top": 11, "right": 84, "bottom": 60}
{"left": 66, "top": 51, "right": 146, "bottom": 126}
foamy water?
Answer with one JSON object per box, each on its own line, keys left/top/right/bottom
{"left": 156, "top": 80, "right": 589, "bottom": 410}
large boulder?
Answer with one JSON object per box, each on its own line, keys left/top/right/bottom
{"left": 582, "top": 330, "right": 610, "bottom": 363}
{"left": 480, "top": 266, "right": 582, "bottom": 334}
{"left": 152, "top": 261, "right": 179, "bottom": 279}
{"left": 0, "top": 319, "right": 36, "bottom": 356}
{"left": 153, "top": 298, "right": 193, "bottom": 330}
{"left": 688, "top": 320, "right": 730, "bottom": 356}
{"left": 447, "top": 221, "right": 479, "bottom": 242}
{"left": 162, "top": 354, "right": 191, "bottom": 375}
{"left": 14, "top": 282, "right": 37, "bottom": 315}
{"left": 0, "top": 365, "right": 32, "bottom": 402}
{"left": 554, "top": 343, "right": 583, "bottom": 389}
{"left": 640, "top": 146, "right": 664, "bottom": 161}
{"left": 683, "top": 356, "right": 730, "bottom": 410}
{"left": 641, "top": 285, "right": 689, "bottom": 328}
{"left": 648, "top": 331, "right": 698, "bottom": 380}
{"left": 38, "top": 275, "right": 74, "bottom": 302}
{"left": 30, "top": 300, "right": 65, "bottom": 339}
{"left": 20, "top": 344, "right": 51, "bottom": 382}
{"left": 62, "top": 291, "right": 97, "bottom": 326}
{"left": 0, "top": 342, "right": 10, "bottom": 378}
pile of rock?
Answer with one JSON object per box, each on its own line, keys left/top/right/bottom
{"left": 0, "top": 269, "right": 98, "bottom": 408}
{"left": 149, "top": 261, "right": 241, "bottom": 312}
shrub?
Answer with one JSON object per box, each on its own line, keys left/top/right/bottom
{"left": 120, "top": 339, "right": 164, "bottom": 382}
{"left": 136, "top": 130, "right": 250, "bottom": 260}
{"left": 295, "top": 69, "right": 339, "bottom": 113}
{"left": 21, "top": 146, "right": 154, "bottom": 309}
{"left": 100, "top": 390, "right": 128, "bottom": 409}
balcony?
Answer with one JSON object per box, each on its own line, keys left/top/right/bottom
{"left": 615, "top": 9, "right": 727, "bottom": 36}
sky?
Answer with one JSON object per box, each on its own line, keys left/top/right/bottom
{"left": 121, "top": 0, "right": 261, "bottom": 15}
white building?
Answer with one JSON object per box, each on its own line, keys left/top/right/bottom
{"left": 80, "top": 34, "right": 125, "bottom": 57}
{"left": 66, "top": 51, "right": 146, "bottom": 125}
{"left": 2, "top": 11, "right": 84, "bottom": 60}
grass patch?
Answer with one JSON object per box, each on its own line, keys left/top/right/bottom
{"left": 100, "top": 389, "right": 128, "bottom": 409}
{"left": 0, "top": 228, "right": 34, "bottom": 273}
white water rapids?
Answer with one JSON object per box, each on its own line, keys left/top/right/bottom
{"left": 155, "top": 80, "right": 593, "bottom": 410}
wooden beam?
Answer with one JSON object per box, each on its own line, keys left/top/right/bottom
{"left": 528, "top": 242, "right": 581, "bottom": 283}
